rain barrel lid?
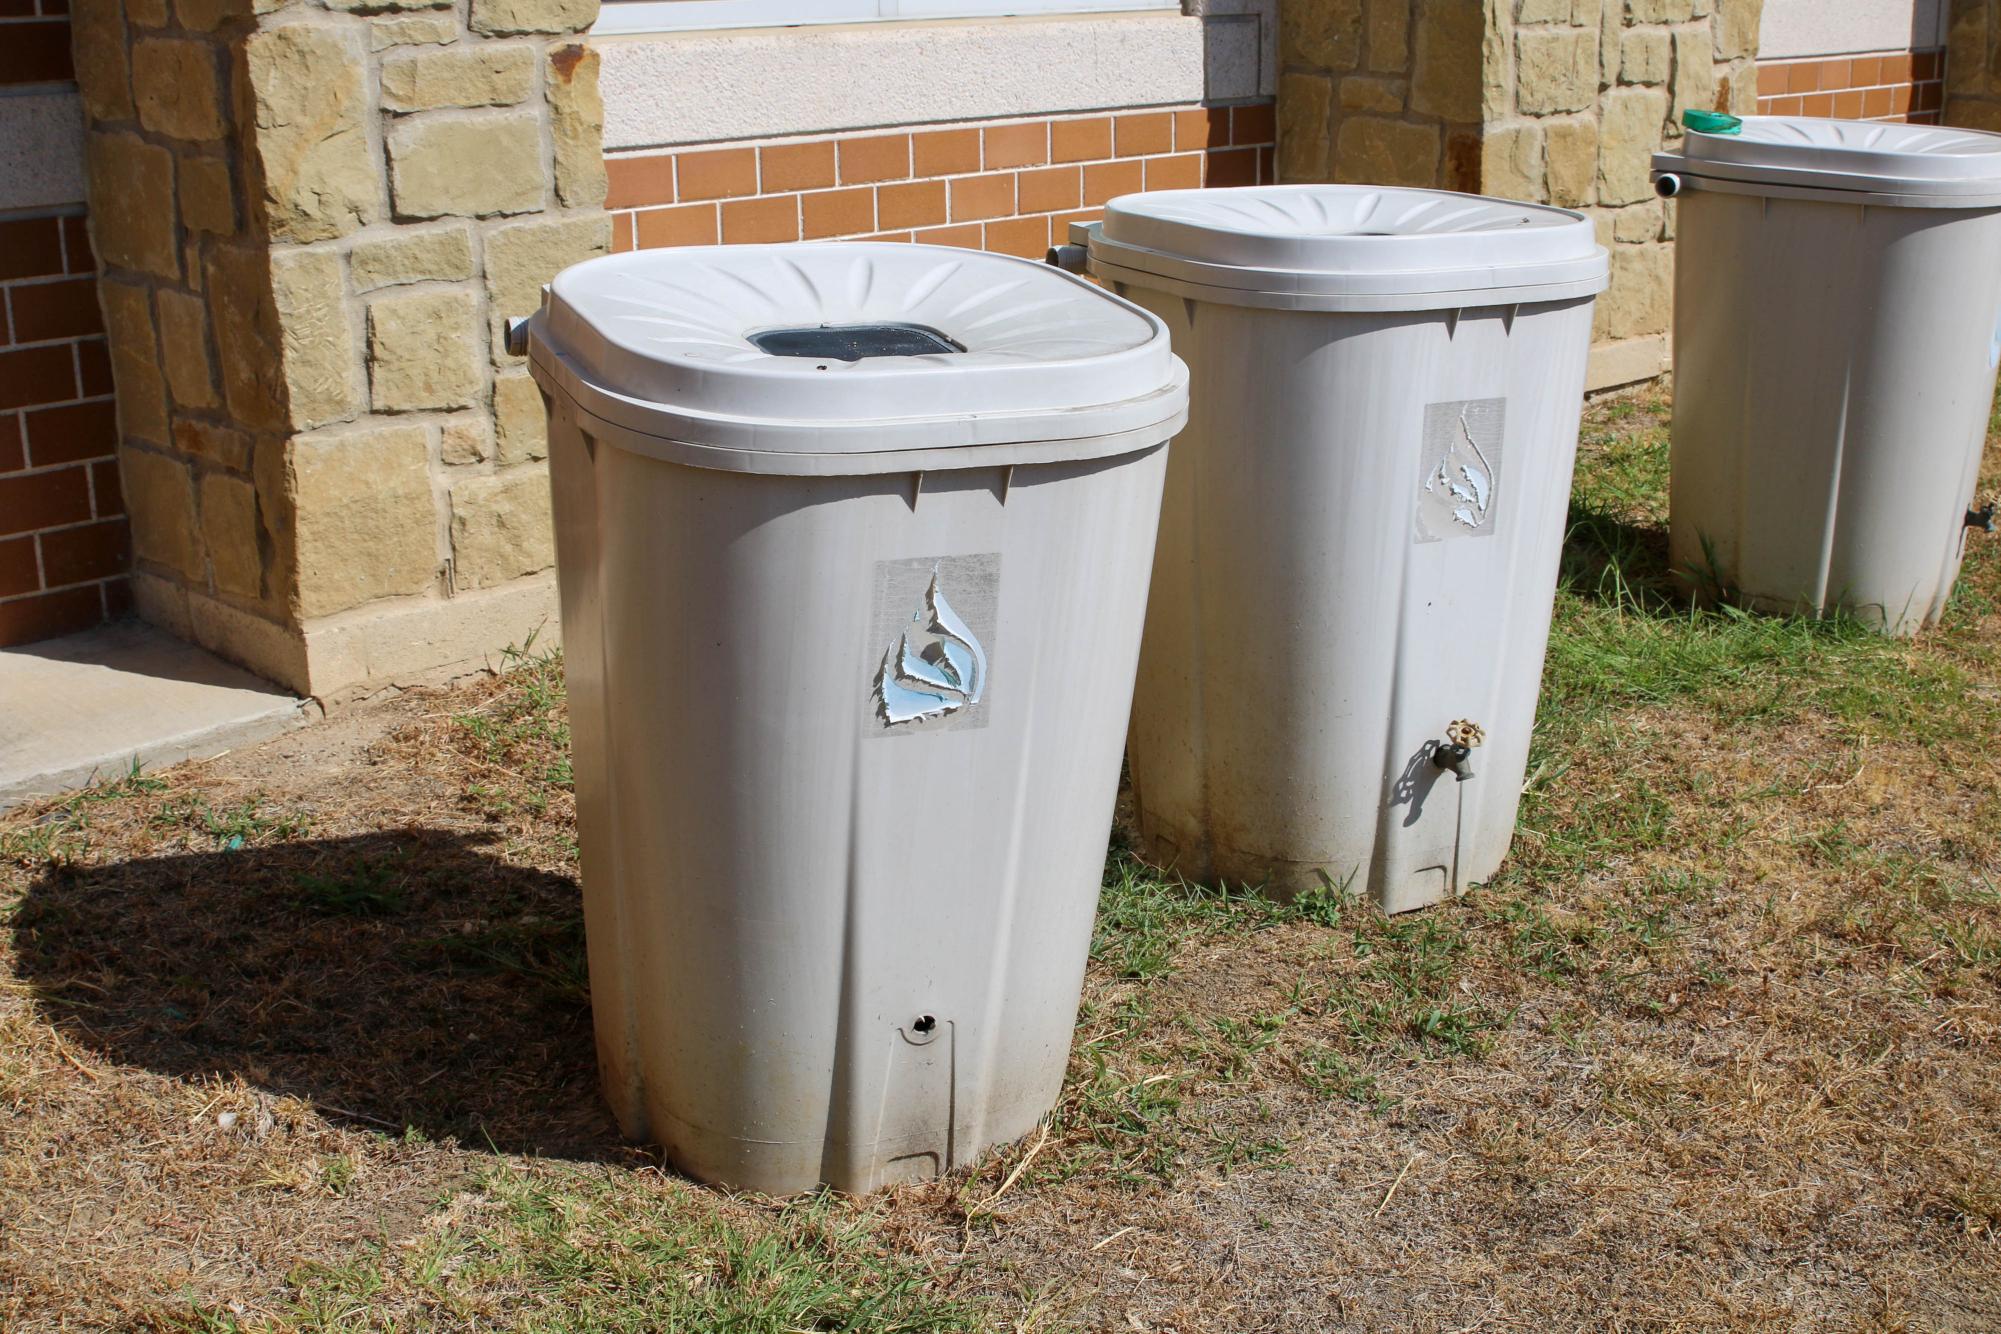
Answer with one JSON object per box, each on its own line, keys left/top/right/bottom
{"left": 531, "top": 243, "right": 1184, "bottom": 458}
{"left": 1654, "top": 116, "right": 2001, "bottom": 205}
{"left": 1083, "top": 185, "right": 1608, "bottom": 311}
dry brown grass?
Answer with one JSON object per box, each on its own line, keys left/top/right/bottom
{"left": 2, "top": 390, "right": 1999, "bottom": 1331}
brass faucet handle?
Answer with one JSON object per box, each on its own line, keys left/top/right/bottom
{"left": 1446, "top": 719, "right": 1486, "bottom": 749}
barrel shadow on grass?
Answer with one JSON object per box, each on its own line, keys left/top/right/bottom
{"left": 10, "top": 828, "right": 628, "bottom": 1160}
{"left": 1559, "top": 501, "right": 1681, "bottom": 614}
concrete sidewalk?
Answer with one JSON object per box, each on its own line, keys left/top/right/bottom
{"left": 0, "top": 620, "right": 316, "bottom": 810}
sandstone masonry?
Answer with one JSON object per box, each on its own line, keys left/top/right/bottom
{"left": 1946, "top": 0, "right": 2001, "bottom": 133}
{"left": 73, "top": 0, "right": 608, "bottom": 697}
{"left": 1279, "top": 0, "right": 1763, "bottom": 390}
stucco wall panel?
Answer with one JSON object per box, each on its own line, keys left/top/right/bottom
{"left": 0, "top": 92, "right": 86, "bottom": 212}
{"left": 1760, "top": 0, "right": 1947, "bottom": 61}
{"left": 599, "top": 14, "right": 1221, "bottom": 150}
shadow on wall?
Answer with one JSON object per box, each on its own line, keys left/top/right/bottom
{"left": 10, "top": 828, "right": 628, "bottom": 1161}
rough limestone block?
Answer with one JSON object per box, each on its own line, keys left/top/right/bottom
{"left": 199, "top": 472, "right": 263, "bottom": 599}
{"left": 120, "top": 446, "right": 204, "bottom": 579}
{"left": 133, "top": 38, "right": 226, "bottom": 141}
{"left": 548, "top": 44, "right": 608, "bottom": 208}
{"left": 1612, "top": 198, "right": 1664, "bottom": 243}
{"left": 368, "top": 289, "right": 484, "bottom": 412}
{"left": 1518, "top": 0, "right": 1572, "bottom": 21}
{"left": 209, "top": 247, "right": 362, "bottom": 433}
{"left": 441, "top": 415, "right": 493, "bottom": 464}
{"left": 71, "top": 0, "right": 136, "bottom": 122}
{"left": 273, "top": 249, "right": 364, "bottom": 430}
{"left": 1949, "top": 96, "right": 2001, "bottom": 132}
{"left": 100, "top": 280, "right": 170, "bottom": 446}
{"left": 1276, "top": 72, "right": 1332, "bottom": 180}
{"left": 1599, "top": 0, "right": 1622, "bottom": 85}
{"left": 1545, "top": 115, "right": 1599, "bottom": 206}
{"left": 1618, "top": 27, "right": 1670, "bottom": 85}
{"left": 370, "top": 14, "right": 460, "bottom": 49}
{"left": 1625, "top": 0, "right": 1695, "bottom": 22}
{"left": 450, "top": 467, "right": 555, "bottom": 589}
{"left": 492, "top": 370, "right": 547, "bottom": 464}
{"left": 87, "top": 133, "right": 179, "bottom": 280}
{"left": 289, "top": 424, "right": 439, "bottom": 617}
{"left": 1338, "top": 75, "right": 1406, "bottom": 113}
{"left": 206, "top": 244, "right": 287, "bottom": 432}
{"left": 1481, "top": 121, "right": 1544, "bottom": 201}
{"left": 483, "top": 212, "right": 611, "bottom": 318}
{"left": 1711, "top": 0, "right": 1761, "bottom": 62}
{"left": 1334, "top": 115, "right": 1440, "bottom": 188}
{"left": 179, "top": 155, "right": 236, "bottom": 235}
{"left": 1671, "top": 25, "right": 1715, "bottom": 116}
{"left": 173, "top": 417, "right": 253, "bottom": 471}
{"left": 1364, "top": 0, "right": 1409, "bottom": 74}
{"left": 1443, "top": 126, "right": 1482, "bottom": 192}
{"left": 469, "top": 0, "right": 598, "bottom": 36}
{"left": 387, "top": 111, "right": 545, "bottom": 219}
{"left": 1949, "top": 6, "right": 1993, "bottom": 100}
{"left": 1721, "top": 57, "right": 1759, "bottom": 116}
{"left": 1600, "top": 241, "right": 1672, "bottom": 340}
{"left": 241, "top": 24, "right": 381, "bottom": 245}
{"left": 349, "top": 225, "right": 476, "bottom": 290}
{"left": 380, "top": 45, "right": 537, "bottom": 113}
{"left": 156, "top": 288, "right": 220, "bottom": 410}
{"left": 1597, "top": 85, "right": 1667, "bottom": 205}
{"left": 1409, "top": 0, "right": 1485, "bottom": 121}
{"left": 175, "top": 0, "right": 255, "bottom": 33}
{"left": 1281, "top": 0, "right": 1362, "bottom": 72}
{"left": 1516, "top": 26, "right": 1598, "bottom": 114}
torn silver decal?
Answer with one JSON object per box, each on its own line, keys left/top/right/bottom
{"left": 1415, "top": 397, "right": 1506, "bottom": 543}
{"left": 867, "top": 553, "right": 999, "bottom": 736}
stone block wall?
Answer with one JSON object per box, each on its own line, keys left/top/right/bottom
{"left": 72, "top": 0, "right": 607, "bottom": 697}
{"left": 1278, "top": 0, "right": 1762, "bottom": 392}
{"left": 1946, "top": 0, "right": 2001, "bottom": 131}
{"left": 1276, "top": 0, "right": 1485, "bottom": 190}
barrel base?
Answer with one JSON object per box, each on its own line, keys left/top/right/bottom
{"left": 1134, "top": 809, "right": 1511, "bottom": 916}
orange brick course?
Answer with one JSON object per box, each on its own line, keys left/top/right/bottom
{"left": 1754, "top": 48, "right": 1945, "bottom": 125}
{"left": 609, "top": 102, "right": 1278, "bottom": 263}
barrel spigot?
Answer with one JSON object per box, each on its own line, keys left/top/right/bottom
{"left": 1431, "top": 719, "right": 1485, "bottom": 782}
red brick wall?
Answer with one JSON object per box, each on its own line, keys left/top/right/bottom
{"left": 605, "top": 102, "right": 1278, "bottom": 259}
{"left": 2, "top": 0, "right": 128, "bottom": 648}
{"left": 0, "top": 215, "right": 127, "bottom": 648}
{"left": 0, "top": 1, "right": 74, "bottom": 83}
{"left": 1755, "top": 49, "right": 1946, "bottom": 124}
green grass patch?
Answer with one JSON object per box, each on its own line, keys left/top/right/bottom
{"left": 1543, "top": 394, "right": 1997, "bottom": 752}
{"left": 227, "top": 1164, "right": 982, "bottom": 1333}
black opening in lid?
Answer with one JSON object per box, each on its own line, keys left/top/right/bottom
{"left": 747, "top": 322, "right": 966, "bottom": 362}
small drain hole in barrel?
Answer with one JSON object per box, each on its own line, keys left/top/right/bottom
{"left": 913, "top": 1014, "right": 937, "bottom": 1035}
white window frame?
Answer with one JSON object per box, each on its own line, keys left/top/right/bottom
{"left": 594, "top": 0, "right": 1181, "bottom": 39}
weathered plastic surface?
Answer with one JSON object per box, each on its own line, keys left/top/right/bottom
{"left": 1653, "top": 116, "right": 2001, "bottom": 206}
{"left": 1092, "top": 185, "right": 1606, "bottom": 914}
{"left": 1656, "top": 118, "right": 2001, "bottom": 635}
{"left": 529, "top": 243, "right": 1184, "bottom": 1195}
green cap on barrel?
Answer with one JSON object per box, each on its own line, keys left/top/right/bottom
{"left": 1682, "top": 109, "right": 1744, "bottom": 135}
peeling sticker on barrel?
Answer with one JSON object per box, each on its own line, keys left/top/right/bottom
{"left": 867, "top": 553, "right": 1000, "bottom": 736}
{"left": 1415, "top": 397, "right": 1506, "bottom": 543}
